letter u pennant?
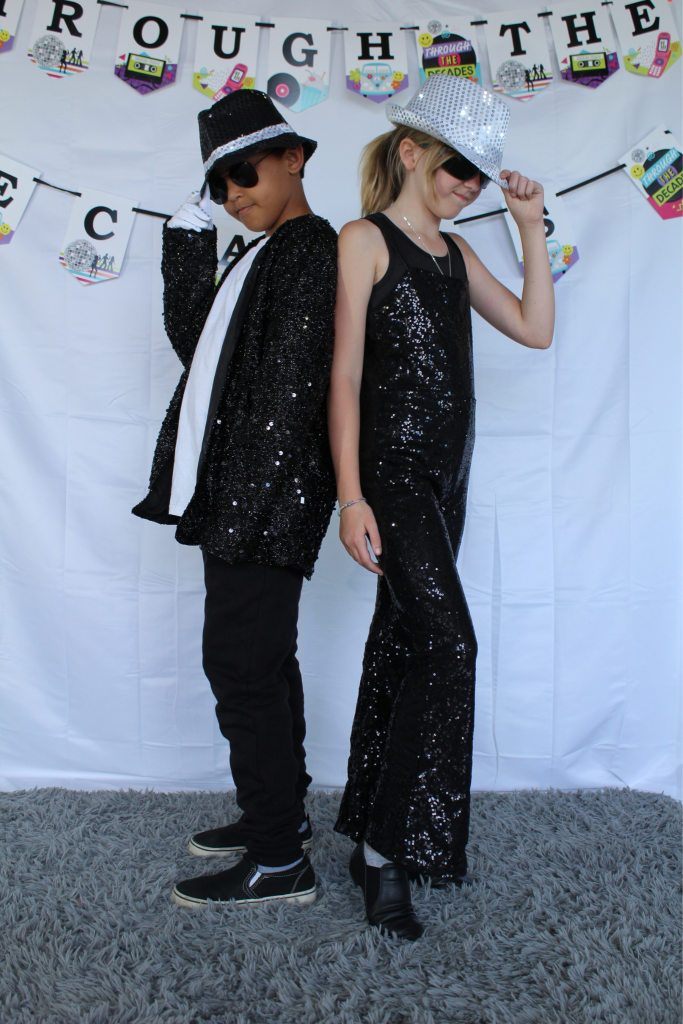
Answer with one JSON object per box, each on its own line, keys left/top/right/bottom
{"left": 59, "top": 189, "right": 137, "bottom": 284}
{"left": 115, "top": 0, "right": 183, "bottom": 94}
{"left": 28, "top": 0, "right": 100, "bottom": 78}
{"left": 194, "top": 13, "right": 258, "bottom": 101}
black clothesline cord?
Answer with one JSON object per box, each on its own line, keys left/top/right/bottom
{"left": 454, "top": 164, "right": 627, "bottom": 225}
{"left": 34, "top": 163, "right": 630, "bottom": 225}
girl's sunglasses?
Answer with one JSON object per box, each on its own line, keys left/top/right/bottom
{"left": 440, "top": 151, "right": 489, "bottom": 189}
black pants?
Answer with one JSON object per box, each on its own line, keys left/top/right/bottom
{"left": 202, "top": 554, "right": 311, "bottom": 866}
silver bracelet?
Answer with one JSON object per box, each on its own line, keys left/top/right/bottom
{"left": 338, "top": 497, "right": 367, "bottom": 517}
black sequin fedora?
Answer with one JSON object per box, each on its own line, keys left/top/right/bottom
{"left": 198, "top": 90, "right": 317, "bottom": 202}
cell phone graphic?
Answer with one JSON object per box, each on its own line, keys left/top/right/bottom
{"left": 125, "top": 53, "right": 166, "bottom": 83}
{"left": 213, "top": 63, "right": 249, "bottom": 100}
{"left": 648, "top": 33, "right": 671, "bottom": 78}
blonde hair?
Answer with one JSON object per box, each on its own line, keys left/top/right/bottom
{"left": 359, "top": 127, "right": 455, "bottom": 217}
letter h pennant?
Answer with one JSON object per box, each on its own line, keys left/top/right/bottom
{"left": 345, "top": 21, "right": 409, "bottom": 104}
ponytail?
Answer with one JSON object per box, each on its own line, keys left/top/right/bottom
{"left": 359, "top": 127, "right": 455, "bottom": 217}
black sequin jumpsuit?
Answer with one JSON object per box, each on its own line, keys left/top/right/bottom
{"left": 335, "top": 213, "right": 477, "bottom": 879}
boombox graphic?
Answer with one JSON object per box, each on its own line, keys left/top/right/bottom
{"left": 125, "top": 53, "right": 166, "bottom": 83}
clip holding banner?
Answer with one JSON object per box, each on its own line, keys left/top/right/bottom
{"left": 28, "top": 0, "right": 100, "bottom": 78}
{"left": 59, "top": 188, "right": 137, "bottom": 283}
{"left": 114, "top": 0, "right": 184, "bottom": 94}
{"left": 0, "top": 154, "right": 40, "bottom": 244}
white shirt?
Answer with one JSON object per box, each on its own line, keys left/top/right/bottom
{"left": 169, "top": 236, "right": 267, "bottom": 517}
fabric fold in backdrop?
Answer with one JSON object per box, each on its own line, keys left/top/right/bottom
{"left": 115, "top": 0, "right": 184, "bottom": 94}
{"left": 415, "top": 17, "right": 482, "bottom": 85}
{"left": 0, "top": 154, "right": 40, "bottom": 244}
{"left": 0, "top": 0, "right": 25, "bottom": 54}
{"left": 28, "top": 0, "right": 99, "bottom": 78}
{"left": 548, "top": 1, "right": 619, "bottom": 87}
{"left": 344, "top": 22, "right": 409, "bottom": 104}
{"left": 267, "top": 17, "right": 331, "bottom": 113}
{"left": 193, "top": 11, "right": 257, "bottom": 102}
{"left": 609, "top": 0, "right": 681, "bottom": 78}
{"left": 484, "top": 8, "right": 552, "bottom": 100}
{"left": 59, "top": 188, "right": 137, "bottom": 284}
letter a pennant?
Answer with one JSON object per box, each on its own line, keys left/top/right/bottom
{"left": 115, "top": 0, "right": 184, "bottom": 94}
{"left": 345, "top": 22, "right": 409, "bottom": 104}
{"left": 193, "top": 12, "right": 258, "bottom": 102}
{"left": 484, "top": 9, "right": 552, "bottom": 100}
{"left": 28, "top": 0, "right": 99, "bottom": 78}
{"left": 267, "top": 18, "right": 331, "bottom": 113}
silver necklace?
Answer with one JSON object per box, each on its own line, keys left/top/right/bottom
{"left": 397, "top": 208, "right": 451, "bottom": 277}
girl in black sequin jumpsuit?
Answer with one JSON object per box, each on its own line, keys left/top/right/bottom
{"left": 329, "top": 102, "right": 554, "bottom": 938}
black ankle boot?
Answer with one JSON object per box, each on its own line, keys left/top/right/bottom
{"left": 349, "top": 843, "right": 423, "bottom": 940}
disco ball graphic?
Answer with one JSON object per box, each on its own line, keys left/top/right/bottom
{"left": 496, "top": 60, "right": 527, "bottom": 91}
{"left": 427, "top": 20, "right": 442, "bottom": 35}
{"left": 63, "top": 239, "right": 98, "bottom": 271}
{"left": 32, "top": 34, "right": 64, "bottom": 67}
{"left": 631, "top": 149, "right": 645, "bottom": 164}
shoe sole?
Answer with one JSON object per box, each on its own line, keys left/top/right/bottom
{"left": 171, "top": 886, "right": 317, "bottom": 908}
{"left": 188, "top": 837, "right": 313, "bottom": 858}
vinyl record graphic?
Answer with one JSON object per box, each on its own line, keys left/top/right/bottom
{"left": 268, "top": 72, "right": 300, "bottom": 108}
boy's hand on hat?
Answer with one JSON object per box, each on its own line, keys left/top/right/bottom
{"left": 167, "top": 189, "right": 214, "bottom": 232}
{"left": 500, "top": 171, "right": 544, "bottom": 228}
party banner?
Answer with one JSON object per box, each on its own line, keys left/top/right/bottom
{"left": 115, "top": 0, "right": 184, "bottom": 94}
{"left": 503, "top": 191, "right": 579, "bottom": 282}
{"left": 345, "top": 23, "right": 409, "bottom": 104}
{"left": 416, "top": 17, "right": 481, "bottom": 85}
{"left": 59, "top": 188, "right": 137, "bottom": 284}
{"left": 28, "top": 0, "right": 99, "bottom": 78}
{"left": 621, "top": 126, "right": 682, "bottom": 219}
{"left": 610, "top": 0, "right": 680, "bottom": 77}
{"left": 193, "top": 13, "right": 257, "bottom": 102}
{"left": 549, "top": 2, "right": 619, "bottom": 87}
{"left": 0, "top": 0, "right": 25, "bottom": 54}
{"left": 214, "top": 216, "right": 261, "bottom": 285}
{"left": 0, "top": 154, "right": 40, "bottom": 244}
{"left": 485, "top": 9, "right": 552, "bottom": 100}
{"left": 267, "top": 17, "right": 331, "bottom": 113}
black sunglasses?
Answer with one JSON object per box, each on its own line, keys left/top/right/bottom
{"left": 441, "top": 151, "right": 489, "bottom": 189}
{"left": 208, "top": 154, "right": 267, "bottom": 202}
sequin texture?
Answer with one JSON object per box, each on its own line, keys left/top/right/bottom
{"left": 133, "top": 215, "right": 337, "bottom": 580}
{"left": 335, "top": 214, "right": 477, "bottom": 878}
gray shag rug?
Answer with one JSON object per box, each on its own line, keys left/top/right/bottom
{"left": 0, "top": 787, "right": 680, "bottom": 1024}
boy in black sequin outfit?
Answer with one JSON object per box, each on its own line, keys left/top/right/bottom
{"left": 133, "top": 91, "right": 337, "bottom": 908}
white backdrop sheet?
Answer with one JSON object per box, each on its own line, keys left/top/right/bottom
{"left": 0, "top": 0, "right": 681, "bottom": 797}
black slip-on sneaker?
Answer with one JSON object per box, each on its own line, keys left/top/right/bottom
{"left": 349, "top": 843, "right": 423, "bottom": 940}
{"left": 172, "top": 854, "right": 317, "bottom": 908}
{"left": 188, "top": 816, "right": 313, "bottom": 858}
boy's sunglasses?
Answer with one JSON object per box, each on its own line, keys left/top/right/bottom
{"left": 440, "top": 151, "right": 489, "bottom": 189}
{"left": 208, "top": 154, "right": 267, "bottom": 202}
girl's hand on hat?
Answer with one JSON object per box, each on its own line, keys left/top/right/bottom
{"left": 167, "top": 189, "right": 214, "bottom": 232}
{"left": 500, "top": 171, "right": 544, "bottom": 228}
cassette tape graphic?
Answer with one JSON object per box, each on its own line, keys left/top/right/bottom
{"left": 125, "top": 53, "right": 166, "bottom": 83}
{"left": 569, "top": 52, "right": 608, "bottom": 78}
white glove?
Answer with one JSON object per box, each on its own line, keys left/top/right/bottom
{"left": 167, "top": 187, "right": 214, "bottom": 232}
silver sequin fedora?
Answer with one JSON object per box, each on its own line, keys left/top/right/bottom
{"left": 386, "top": 75, "right": 510, "bottom": 189}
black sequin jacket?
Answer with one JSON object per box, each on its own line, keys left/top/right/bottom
{"left": 132, "top": 214, "right": 338, "bottom": 579}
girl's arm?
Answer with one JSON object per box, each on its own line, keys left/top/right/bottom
{"left": 328, "top": 220, "right": 385, "bottom": 576}
{"left": 451, "top": 171, "right": 555, "bottom": 350}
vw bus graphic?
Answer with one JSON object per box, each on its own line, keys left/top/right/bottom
{"left": 213, "top": 63, "right": 249, "bottom": 101}
{"left": 360, "top": 62, "right": 395, "bottom": 96}
{"left": 648, "top": 33, "right": 671, "bottom": 78}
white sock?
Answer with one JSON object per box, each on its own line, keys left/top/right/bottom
{"left": 298, "top": 819, "right": 308, "bottom": 833}
{"left": 256, "top": 856, "right": 304, "bottom": 874}
{"left": 364, "top": 841, "right": 393, "bottom": 868}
